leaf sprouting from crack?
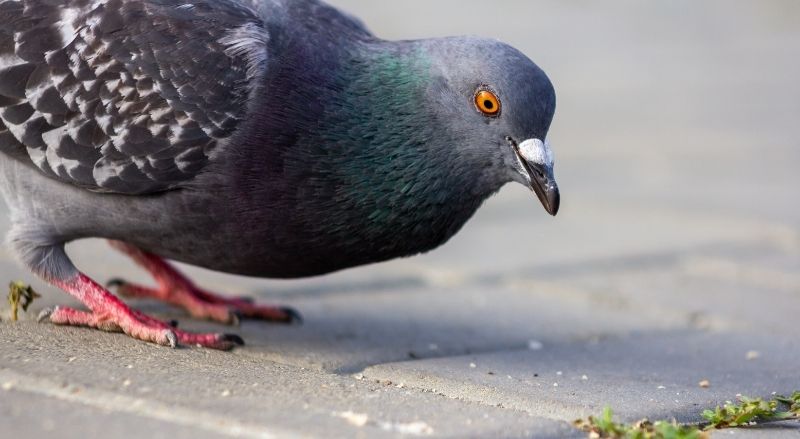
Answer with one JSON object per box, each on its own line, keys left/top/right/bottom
{"left": 575, "top": 392, "right": 800, "bottom": 438}
{"left": 702, "top": 394, "right": 799, "bottom": 429}
{"left": 573, "top": 407, "right": 707, "bottom": 439}
{"left": 7, "top": 281, "right": 41, "bottom": 321}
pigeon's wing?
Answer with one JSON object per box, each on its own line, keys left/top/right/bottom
{"left": 0, "top": 0, "right": 267, "bottom": 194}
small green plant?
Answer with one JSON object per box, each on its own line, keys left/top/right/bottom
{"left": 575, "top": 392, "right": 800, "bottom": 438}
{"left": 776, "top": 391, "right": 800, "bottom": 413}
{"left": 702, "top": 394, "right": 799, "bottom": 429}
{"left": 7, "top": 281, "right": 40, "bottom": 321}
{"left": 573, "top": 407, "right": 707, "bottom": 439}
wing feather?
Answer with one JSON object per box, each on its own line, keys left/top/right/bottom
{"left": 0, "top": 0, "right": 268, "bottom": 194}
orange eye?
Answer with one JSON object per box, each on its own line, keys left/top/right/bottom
{"left": 475, "top": 89, "right": 501, "bottom": 116}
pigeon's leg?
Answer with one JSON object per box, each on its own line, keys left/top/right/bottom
{"left": 107, "top": 240, "right": 301, "bottom": 325}
{"left": 9, "top": 225, "right": 245, "bottom": 351}
{"left": 35, "top": 273, "right": 244, "bottom": 350}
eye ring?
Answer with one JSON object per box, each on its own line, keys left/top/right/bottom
{"left": 474, "top": 89, "right": 501, "bottom": 117}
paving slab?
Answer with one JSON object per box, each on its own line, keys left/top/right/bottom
{"left": 1, "top": 279, "right": 685, "bottom": 375}
{"left": 0, "top": 323, "right": 577, "bottom": 439}
{"left": 0, "top": 386, "right": 220, "bottom": 439}
{"left": 725, "top": 425, "right": 800, "bottom": 438}
{"left": 507, "top": 242, "right": 800, "bottom": 336}
{"left": 362, "top": 331, "right": 800, "bottom": 424}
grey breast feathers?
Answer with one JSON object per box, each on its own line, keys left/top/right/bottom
{"left": 0, "top": 0, "right": 268, "bottom": 194}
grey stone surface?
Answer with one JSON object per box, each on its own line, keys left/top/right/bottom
{"left": 0, "top": 386, "right": 222, "bottom": 439}
{"left": 362, "top": 332, "right": 800, "bottom": 422}
{"left": 498, "top": 241, "right": 800, "bottom": 336}
{"left": 0, "top": 324, "right": 577, "bottom": 439}
{"left": 726, "top": 425, "right": 800, "bottom": 438}
{"left": 727, "top": 427, "right": 800, "bottom": 439}
{"left": 0, "top": 1, "right": 798, "bottom": 438}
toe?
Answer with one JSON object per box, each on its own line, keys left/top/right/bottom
{"left": 106, "top": 278, "right": 127, "bottom": 289}
{"left": 280, "top": 306, "right": 304, "bottom": 325}
{"left": 37, "top": 307, "right": 55, "bottom": 323}
{"left": 222, "top": 333, "right": 245, "bottom": 347}
{"left": 173, "top": 330, "right": 244, "bottom": 350}
{"left": 211, "top": 333, "right": 245, "bottom": 350}
{"left": 237, "top": 305, "right": 303, "bottom": 324}
{"left": 228, "top": 310, "right": 242, "bottom": 327}
{"left": 161, "top": 330, "right": 178, "bottom": 348}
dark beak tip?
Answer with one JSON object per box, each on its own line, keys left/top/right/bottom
{"left": 548, "top": 190, "right": 560, "bottom": 217}
{"left": 530, "top": 182, "right": 560, "bottom": 217}
{"left": 531, "top": 178, "right": 559, "bottom": 217}
{"left": 520, "top": 159, "right": 559, "bottom": 217}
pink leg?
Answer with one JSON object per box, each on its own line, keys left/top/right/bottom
{"left": 38, "top": 273, "right": 243, "bottom": 349}
{"left": 107, "top": 240, "right": 301, "bottom": 325}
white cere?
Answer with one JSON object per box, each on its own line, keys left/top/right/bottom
{"left": 518, "top": 138, "right": 554, "bottom": 167}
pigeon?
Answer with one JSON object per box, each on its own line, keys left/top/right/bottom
{"left": 0, "top": 0, "right": 559, "bottom": 350}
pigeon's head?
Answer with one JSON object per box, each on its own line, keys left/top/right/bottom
{"left": 421, "top": 37, "right": 560, "bottom": 216}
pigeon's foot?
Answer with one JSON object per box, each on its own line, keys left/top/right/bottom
{"left": 41, "top": 274, "right": 245, "bottom": 351}
{"left": 108, "top": 278, "right": 301, "bottom": 325}
{"left": 107, "top": 240, "right": 302, "bottom": 326}
{"left": 107, "top": 279, "right": 242, "bottom": 325}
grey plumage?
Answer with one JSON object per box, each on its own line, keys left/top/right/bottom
{"left": 0, "top": 0, "right": 558, "bottom": 300}
{"left": 0, "top": 0, "right": 264, "bottom": 193}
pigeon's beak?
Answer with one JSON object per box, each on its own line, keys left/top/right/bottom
{"left": 511, "top": 138, "right": 560, "bottom": 216}
{"left": 526, "top": 162, "right": 560, "bottom": 216}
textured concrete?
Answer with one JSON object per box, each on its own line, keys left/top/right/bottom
{"left": 0, "top": 387, "right": 222, "bottom": 439}
{"left": 363, "top": 332, "right": 800, "bottom": 422}
{"left": 1, "top": 1, "right": 799, "bottom": 438}
{"left": 0, "top": 325, "right": 578, "bottom": 439}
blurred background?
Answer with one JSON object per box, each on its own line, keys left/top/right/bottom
{"left": 0, "top": 0, "right": 798, "bottom": 367}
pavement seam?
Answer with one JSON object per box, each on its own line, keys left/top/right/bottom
{"left": 361, "top": 365, "right": 580, "bottom": 422}
{"left": 359, "top": 347, "right": 585, "bottom": 420}
{"left": 0, "top": 368, "right": 303, "bottom": 439}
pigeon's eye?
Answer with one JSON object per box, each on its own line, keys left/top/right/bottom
{"left": 475, "top": 89, "right": 501, "bottom": 116}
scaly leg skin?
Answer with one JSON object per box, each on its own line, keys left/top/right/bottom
{"left": 38, "top": 273, "right": 244, "bottom": 350}
{"left": 106, "top": 240, "right": 302, "bottom": 326}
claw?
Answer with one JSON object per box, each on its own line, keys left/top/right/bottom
{"left": 280, "top": 306, "right": 303, "bottom": 325}
{"left": 187, "top": 333, "right": 244, "bottom": 351}
{"left": 37, "top": 307, "right": 54, "bottom": 323}
{"left": 164, "top": 330, "right": 178, "bottom": 349}
{"left": 222, "top": 333, "right": 245, "bottom": 346}
{"left": 106, "top": 278, "right": 126, "bottom": 289}
{"left": 228, "top": 310, "right": 242, "bottom": 327}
